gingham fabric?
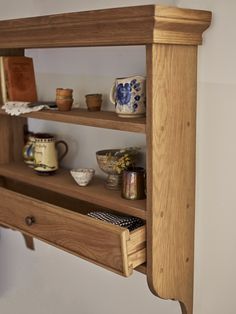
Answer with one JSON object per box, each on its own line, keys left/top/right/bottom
{"left": 87, "top": 211, "right": 144, "bottom": 231}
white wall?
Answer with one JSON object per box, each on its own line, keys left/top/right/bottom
{"left": 0, "top": 1, "right": 234, "bottom": 314}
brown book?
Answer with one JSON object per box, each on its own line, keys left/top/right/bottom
{"left": 0, "top": 60, "right": 3, "bottom": 105}
{"left": 3, "top": 56, "right": 37, "bottom": 102}
{"left": 0, "top": 57, "right": 7, "bottom": 103}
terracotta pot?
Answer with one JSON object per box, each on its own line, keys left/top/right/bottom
{"left": 56, "top": 88, "right": 73, "bottom": 97}
{"left": 56, "top": 98, "right": 73, "bottom": 111}
{"left": 85, "top": 94, "right": 102, "bottom": 112}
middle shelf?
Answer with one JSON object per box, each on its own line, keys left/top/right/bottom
{"left": 0, "top": 108, "right": 146, "bottom": 133}
{"left": 0, "top": 162, "right": 146, "bottom": 220}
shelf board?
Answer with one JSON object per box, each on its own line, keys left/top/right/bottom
{"left": 0, "top": 162, "right": 146, "bottom": 220}
{"left": 0, "top": 109, "right": 146, "bottom": 133}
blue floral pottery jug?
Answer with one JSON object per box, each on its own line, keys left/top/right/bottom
{"left": 110, "top": 75, "right": 146, "bottom": 118}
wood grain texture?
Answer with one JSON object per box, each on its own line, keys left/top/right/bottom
{"left": 135, "top": 264, "right": 147, "bottom": 275}
{"left": 0, "top": 185, "right": 146, "bottom": 276}
{"left": 0, "top": 109, "right": 146, "bottom": 133}
{"left": 10, "top": 117, "right": 27, "bottom": 162}
{"left": 0, "top": 116, "right": 26, "bottom": 163}
{"left": 0, "top": 116, "right": 12, "bottom": 163}
{"left": 0, "top": 5, "right": 211, "bottom": 48}
{"left": 0, "top": 162, "right": 146, "bottom": 219}
{"left": 146, "top": 44, "right": 197, "bottom": 314}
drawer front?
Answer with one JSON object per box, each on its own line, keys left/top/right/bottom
{"left": 0, "top": 186, "right": 146, "bottom": 276}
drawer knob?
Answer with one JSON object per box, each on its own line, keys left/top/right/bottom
{"left": 25, "top": 216, "right": 36, "bottom": 226}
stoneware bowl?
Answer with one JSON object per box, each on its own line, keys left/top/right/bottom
{"left": 70, "top": 168, "right": 95, "bottom": 186}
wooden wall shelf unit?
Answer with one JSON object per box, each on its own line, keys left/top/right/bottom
{"left": 0, "top": 5, "right": 211, "bottom": 314}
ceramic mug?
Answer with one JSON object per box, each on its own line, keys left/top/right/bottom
{"left": 110, "top": 75, "right": 146, "bottom": 118}
{"left": 34, "top": 133, "right": 68, "bottom": 175}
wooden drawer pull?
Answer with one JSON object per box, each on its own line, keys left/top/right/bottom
{"left": 25, "top": 216, "right": 36, "bottom": 226}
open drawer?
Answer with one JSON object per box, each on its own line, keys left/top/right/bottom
{"left": 0, "top": 179, "right": 146, "bottom": 277}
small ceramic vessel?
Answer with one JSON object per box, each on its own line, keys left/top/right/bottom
{"left": 56, "top": 88, "right": 74, "bottom": 111}
{"left": 85, "top": 94, "right": 102, "bottom": 111}
{"left": 110, "top": 75, "right": 146, "bottom": 118}
{"left": 70, "top": 168, "right": 95, "bottom": 186}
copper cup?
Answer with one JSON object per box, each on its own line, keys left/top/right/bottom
{"left": 121, "top": 167, "right": 146, "bottom": 200}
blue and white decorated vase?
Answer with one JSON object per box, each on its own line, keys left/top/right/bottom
{"left": 110, "top": 75, "right": 146, "bottom": 118}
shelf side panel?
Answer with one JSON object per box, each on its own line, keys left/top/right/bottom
{"left": 0, "top": 116, "right": 26, "bottom": 164}
{"left": 146, "top": 44, "right": 197, "bottom": 314}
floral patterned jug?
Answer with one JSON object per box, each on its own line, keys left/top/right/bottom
{"left": 110, "top": 75, "right": 146, "bottom": 118}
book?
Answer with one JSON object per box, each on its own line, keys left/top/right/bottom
{"left": 0, "top": 56, "right": 37, "bottom": 103}
{"left": 0, "top": 57, "right": 7, "bottom": 104}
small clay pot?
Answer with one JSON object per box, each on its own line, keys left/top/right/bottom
{"left": 56, "top": 98, "right": 73, "bottom": 111}
{"left": 56, "top": 88, "right": 73, "bottom": 97}
{"left": 85, "top": 94, "right": 102, "bottom": 112}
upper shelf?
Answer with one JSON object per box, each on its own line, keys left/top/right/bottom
{"left": 0, "top": 108, "right": 146, "bottom": 133}
{"left": 0, "top": 5, "right": 212, "bottom": 49}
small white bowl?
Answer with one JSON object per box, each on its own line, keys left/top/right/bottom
{"left": 70, "top": 168, "right": 95, "bottom": 186}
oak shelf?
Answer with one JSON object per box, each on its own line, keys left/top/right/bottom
{"left": 0, "top": 5, "right": 211, "bottom": 47}
{"left": 0, "top": 162, "right": 146, "bottom": 220}
{"left": 0, "top": 108, "right": 146, "bottom": 133}
{"left": 0, "top": 5, "right": 212, "bottom": 314}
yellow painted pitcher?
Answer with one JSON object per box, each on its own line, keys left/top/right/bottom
{"left": 34, "top": 133, "right": 68, "bottom": 175}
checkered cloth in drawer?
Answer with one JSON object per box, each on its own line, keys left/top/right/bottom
{"left": 87, "top": 211, "right": 144, "bottom": 231}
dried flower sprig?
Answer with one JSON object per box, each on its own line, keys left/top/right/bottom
{"left": 106, "top": 147, "right": 140, "bottom": 174}
{"left": 115, "top": 153, "right": 134, "bottom": 174}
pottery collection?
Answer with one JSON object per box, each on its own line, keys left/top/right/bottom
{"left": 24, "top": 75, "right": 146, "bottom": 197}
{"left": 55, "top": 74, "right": 146, "bottom": 118}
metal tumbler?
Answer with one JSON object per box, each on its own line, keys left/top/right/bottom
{"left": 121, "top": 167, "right": 146, "bottom": 200}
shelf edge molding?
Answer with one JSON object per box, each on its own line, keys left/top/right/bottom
{"left": 0, "top": 5, "right": 211, "bottom": 48}
{"left": 0, "top": 109, "right": 146, "bottom": 133}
